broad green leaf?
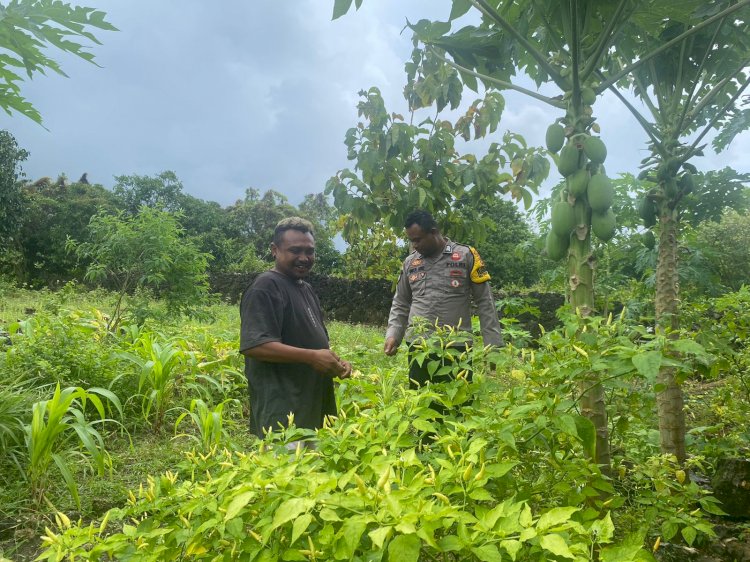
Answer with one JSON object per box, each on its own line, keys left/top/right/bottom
{"left": 574, "top": 415, "right": 597, "bottom": 458}
{"left": 449, "top": 0, "right": 472, "bottom": 21}
{"left": 590, "top": 512, "right": 615, "bottom": 544}
{"left": 387, "top": 534, "right": 420, "bottom": 562}
{"left": 501, "top": 539, "right": 522, "bottom": 561}
{"left": 670, "top": 339, "right": 705, "bottom": 356}
{"left": 291, "top": 513, "right": 312, "bottom": 546}
{"left": 272, "top": 498, "right": 315, "bottom": 529}
{"left": 224, "top": 490, "right": 255, "bottom": 521}
{"left": 335, "top": 516, "right": 369, "bottom": 559}
{"left": 332, "top": 0, "right": 353, "bottom": 20}
{"left": 319, "top": 508, "right": 341, "bottom": 521}
{"left": 632, "top": 351, "right": 662, "bottom": 382}
{"left": 599, "top": 542, "right": 647, "bottom": 562}
{"left": 539, "top": 533, "right": 575, "bottom": 559}
{"left": 537, "top": 507, "right": 579, "bottom": 531}
{"left": 681, "top": 526, "right": 697, "bottom": 546}
{"left": 555, "top": 414, "right": 579, "bottom": 437}
{"left": 369, "top": 526, "right": 392, "bottom": 549}
{"left": 438, "top": 534, "right": 462, "bottom": 552}
{"left": 472, "top": 544, "right": 503, "bottom": 562}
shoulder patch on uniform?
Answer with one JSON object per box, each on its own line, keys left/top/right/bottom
{"left": 469, "top": 247, "right": 491, "bottom": 283}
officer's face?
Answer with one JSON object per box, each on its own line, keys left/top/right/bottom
{"left": 406, "top": 224, "right": 442, "bottom": 257}
{"left": 271, "top": 230, "right": 316, "bottom": 279}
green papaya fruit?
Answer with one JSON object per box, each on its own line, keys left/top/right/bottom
{"left": 557, "top": 143, "right": 580, "bottom": 177}
{"left": 581, "top": 86, "right": 596, "bottom": 105}
{"left": 587, "top": 173, "right": 614, "bottom": 212}
{"left": 664, "top": 178, "right": 678, "bottom": 198}
{"left": 678, "top": 172, "right": 694, "bottom": 194}
{"left": 551, "top": 201, "right": 576, "bottom": 237}
{"left": 642, "top": 230, "right": 656, "bottom": 249}
{"left": 637, "top": 169, "right": 650, "bottom": 181}
{"left": 583, "top": 136, "right": 607, "bottom": 164}
{"left": 568, "top": 168, "right": 589, "bottom": 197}
{"left": 546, "top": 124, "right": 565, "bottom": 153}
{"left": 638, "top": 197, "right": 657, "bottom": 228}
{"left": 545, "top": 230, "right": 569, "bottom": 261}
{"left": 666, "top": 157, "right": 681, "bottom": 174}
{"left": 591, "top": 209, "right": 616, "bottom": 241}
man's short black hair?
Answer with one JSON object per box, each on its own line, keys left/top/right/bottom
{"left": 404, "top": 209, "right": 438, "bottom": 232}
{"left": 273, "top": 217, "right": 315, "bottom": 246}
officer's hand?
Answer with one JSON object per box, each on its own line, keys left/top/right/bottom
{"left": 383, "top": 337, "right": 399, "bottom": 356}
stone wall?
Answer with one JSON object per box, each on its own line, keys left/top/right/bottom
{"left": 210, "top": 272, "right": 565, "bottom": 335}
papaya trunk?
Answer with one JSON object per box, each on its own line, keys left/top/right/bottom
{"left": 655, "top": 212, "right": 686, "bottom": 463}
{"left": 568, "top": 226, "right": 611, "bottom": 473}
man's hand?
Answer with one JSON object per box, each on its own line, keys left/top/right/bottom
{"left": 338, "top": 359, "right": 353, "bottom": 379}
{"left": 309, "top": 349, "right": 351, "bottom": 378}
{"left": 383, "top": 337, "right": 399, "bottom": 356}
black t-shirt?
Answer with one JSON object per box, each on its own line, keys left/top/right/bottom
{"left": 239, "top": 270, "right": 336, "bottom": 437}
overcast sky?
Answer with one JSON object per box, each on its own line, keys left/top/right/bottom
{"left": 5, "top": 1, "right": 749, "bottom": 209}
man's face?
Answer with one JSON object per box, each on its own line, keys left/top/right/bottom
{"left": 406, "top": 224, "right": 442, "bottom": 257}
{"left": 272, "top": 229, "right": 316, "bottom": 279}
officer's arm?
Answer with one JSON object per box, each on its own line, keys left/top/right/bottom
{"left": 468, "top": 248, "right": 504, "bottom": 347}
{"left": 385, "top": 264, "right": 412, "bottom": 351}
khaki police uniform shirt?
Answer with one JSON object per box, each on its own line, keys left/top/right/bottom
{"left": 385, "top": 239, "right": 503, "bottom": 347}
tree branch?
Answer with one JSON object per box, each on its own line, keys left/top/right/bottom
{"left": 580, "top": 0, "right": 631, "bottom": 83}
{"left": 469, "top": 0, "right": 563, "bottom": 84}
{"left": 430, "top": 48, "right": 566, "bottom": 108}
{"left": 598, "top": 0, "right": 750, "bottom": 91}
{"left": 570, "top": 0, "right": 581, "bottom": 106}
{"left": 685, "top": 57, "right": 750, "bottom": 125}
{"left": 631, "top": 72, "right": 662, "bottom": 124}
{"left": 676, "top": 18, "right": 726, "bottom": 133}
{"left": 686, "top": 74, "right": 750, "bottom": 159}
{"left": 533, "top": 0, "right": 569, "bottom": 58}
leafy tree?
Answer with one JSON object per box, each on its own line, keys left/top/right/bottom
{"left": 112, "top": 171, "right": 185, "bottom": 215}
{"left": 695, "top": 208, "right": 750, "bottom": 291}
{"left": 225, "top": 188, "right": 341, "bottom": 274}
{"left": 0, "top": 1, "right": 116, "bottom": 123}
{"left": 326, "top": 87, "right": 548, "bottom": 246}
{"left": 69, "top": 207, "right": 210, "bottom": 330}
{"left": 0, "top": 130, "right": 29, "bottom": 276}
{"left": 465, "top": 198, "right": 540, "bottom": 287}
{"left": 298, "top": 193, "right": 341, "bottom": 275}
{"left": 680, "top": 168, "right": 750, "bottom": 227}
{"left": 18, "top": 179, "right": 119, "bottom": 285}
{"left": 335, "top": 220, "right": 406, "bottom": 281}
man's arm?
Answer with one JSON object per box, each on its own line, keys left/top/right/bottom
{"left": 242, "top": 343, "right": 351, "bottom": 378}
{"left": 384, "top": 263, "right": 412, "bottom": 355}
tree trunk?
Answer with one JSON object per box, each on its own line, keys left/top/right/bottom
{"left": 654, "top": 212, "right": 686, "bottom": 464}
{"left": 568, "top": 210, "right": 611, "bottom": 473}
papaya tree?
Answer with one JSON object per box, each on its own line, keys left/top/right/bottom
{"left": 0, "top": 1, "right": 117, "bottom": 124}
{"left": 613, "top": 5, "right": 750, "bottom": 463}
{"left": 332, "top": 0, "right": 749, "bottom": 471}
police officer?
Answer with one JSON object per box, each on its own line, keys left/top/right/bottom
{"left": 384, "top": 210, "right": 503, "bottom": 388}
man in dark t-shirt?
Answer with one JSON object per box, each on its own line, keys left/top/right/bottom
{"left": 240, "top": 217, "right": 351, "bottom": 438}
